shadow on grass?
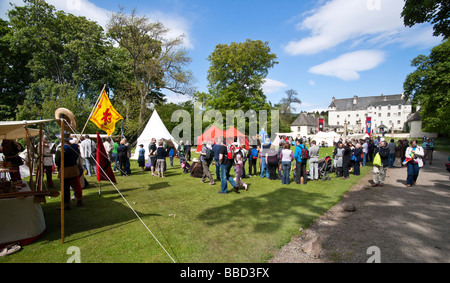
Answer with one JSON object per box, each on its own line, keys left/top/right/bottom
{"left": 197, "top": 187, "right": 335, "bottom": 234}
{"left": 38, "top": 184, "right": 155, "bottom": 244}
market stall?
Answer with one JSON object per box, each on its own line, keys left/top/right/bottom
{"left": 0, "top": 119, "right": 58, "bottom": 248}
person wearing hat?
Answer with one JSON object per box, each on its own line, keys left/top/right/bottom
{"left": 55, "top": 133, "right": 83, "bottom": 209}
{"left": 0, "top": 139, "right": 24, "bottom": 182}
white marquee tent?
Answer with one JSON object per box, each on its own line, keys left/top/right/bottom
{"left": 311, "top": 131, "right": 341, "bottom": 146}
{"left": 131, "top": 110, "right": 179, "bottom": 160}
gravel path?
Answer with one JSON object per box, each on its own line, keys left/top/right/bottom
{"left": 269, "top": 150, "right": 450, "bottom": 263}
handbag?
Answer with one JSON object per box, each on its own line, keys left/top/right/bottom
{"left": 373, "top": 153, "right": 381, "bottom": 166}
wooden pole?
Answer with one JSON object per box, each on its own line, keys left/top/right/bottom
{"left": 60, "top": 116, "right": 65, "bottom": 244}
{"left": 80, "top": 84, "right": 106, "bottom": 136}
{"left": 39, "top": 124, "right": 43, "bottom": 191}
{"left": 24, "top": 126, "right": 34, "bottom": 191}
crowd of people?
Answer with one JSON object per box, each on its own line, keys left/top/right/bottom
{"left": 162, "top": 135, "right": 434, "bottom": 194}
{"left": 0, "top": 133, "right": 437, "bottom": 200}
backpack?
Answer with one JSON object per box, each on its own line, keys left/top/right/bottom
{"left": 205, "top": 147, "right": 214, "bottom": 162}
{"left": 299, "top": 145, "right": 309, "bottom": 160}
{"left": 251, "top": 148, "right": 258, "bottom": 159}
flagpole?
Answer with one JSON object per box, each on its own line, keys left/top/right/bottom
{"left": 81, "top": 84, "right": 106, "bottom": 137}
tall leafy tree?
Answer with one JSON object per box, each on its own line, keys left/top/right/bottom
{"left": 278, "top": 89, "right": 302, "bottom": 125}
{"left": 0, "top": 18, "right": 33, "bottom": 120}
{"left": 107, "top": 9, "right": 193, "bottom": 126}
{"left": 401, "top": 0, "right": 450, "bottom": 39}
{"left": 201, "top": 39, "right": 278, "bottom": 112}
{"left": 403, "top": 40, "right": 450, "bottom": 135}
{"left": 7, "top": 0, "right": 113, "bottom": 128}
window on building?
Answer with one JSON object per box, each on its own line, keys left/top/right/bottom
{"left": 337, "top": 122, "right": 339, "bottom": 125}
{"left": 387, "top": 113, "right": 390, "bottom": 117}
{"left": 378, "top": 106, "right": 381, "bottom": 110}
{"left": 397, "top": 120, "right": 401, "bottom": 124}
{"left": 337, "top": 115, "right": 340, "bottom": 118}
{"left": 398, "top": 112, "right": 401, "bottom": 116}
{"left": 297, "top": 127, "right": 301, "bottom": 132}
{"left": 378, "top": 113, "right": 381, "bottom": 117}
{"left": 388, "top": 106, "right": 391, "bottom": 110}
{"left": 398, "top": 105, "right": 402, "bottom": 110}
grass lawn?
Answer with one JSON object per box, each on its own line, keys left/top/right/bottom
{"left": 1, "top": 146, "right": 371, "bottom": 263}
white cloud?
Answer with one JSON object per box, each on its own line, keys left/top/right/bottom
{"left": 284, "top": 0, "right": 436, "bottom": 55}
{"left": 46, "top": 0, "right": 110, "bottom": 28}
{"left": 308, "top": 50, "right": 385, "bottom": 81}
{"left": 165, "top": 93, "right": 191, "bottom": 104}
{"left": 308, "top": 80, "right": 316, "bottom": 86}
{"left": 262, "top": 79, "right": 288, "bottom": 94}
{"left": 146, "top": 11, "right": 194, "bottom": 49}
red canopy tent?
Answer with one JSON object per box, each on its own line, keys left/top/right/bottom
{"left": 196, "top": 125, "right": 249, "bottom": 152}
{"left": 224, "top": 126, "right": 250, "bottom": 150}
{"left": 196, "top": 125, "right": 224, "bottom": 152}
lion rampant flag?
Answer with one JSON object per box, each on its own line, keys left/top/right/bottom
{"left": 90, "top": 90, "right": 123, "bottom": 136}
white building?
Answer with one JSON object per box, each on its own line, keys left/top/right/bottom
{"left": 328, "top": 94, "right": 412, "bottom": 134}
{"left": 290, "top": 113, "right": 328, "bottom": 137}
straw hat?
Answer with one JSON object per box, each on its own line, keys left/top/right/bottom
{"left": 55, "top": 108, "right": 77, "bottom": 131}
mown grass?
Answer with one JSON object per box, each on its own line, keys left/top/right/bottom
{"left": 1, "top": 146, "right": 370, "bottom": 263}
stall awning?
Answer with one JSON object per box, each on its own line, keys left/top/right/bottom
{"left": 0, "top": 119, "right": 55, "bottom": 140}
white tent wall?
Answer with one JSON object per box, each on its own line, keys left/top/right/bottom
{"left": 131, "top": 110, "right": 179, "bottom": 160}
{"left": 310, "top": 131, "right": 341, "bottom": 146}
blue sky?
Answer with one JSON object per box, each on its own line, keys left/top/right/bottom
{"left": 1, "top": 0, "right": 443, "bottom": 112}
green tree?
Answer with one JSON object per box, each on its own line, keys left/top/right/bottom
{"left": 201, "top": 39, "right": 278, "bottom": 112}
{"left": 401, "top": 0, "right": 450, "bottom": 39}
{"left": 278, "top": 89, "right": 302, "bottom": 124}
{"left": 7, "top": 0, "right": 113, "bottom": 131}
{"left": 403, "top": 40, "right": 450, "bottom": 135}
{"left": 0, "top": 18, "right": 33, "bottom": 120}
{"left": 107, "top": 8, "right": 193, "bottom": 126}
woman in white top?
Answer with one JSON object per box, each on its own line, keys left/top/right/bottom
{"left": 279, "top": 143, "right": 294, "bottom": 185}
{"left": 404, "top": 140, "right": 424, "bottom": 187}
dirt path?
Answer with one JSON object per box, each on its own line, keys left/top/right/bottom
{"left": 269, "top": 150, "right": 450, "bottom": 263}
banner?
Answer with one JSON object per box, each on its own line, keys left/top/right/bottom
{"left": 318, "top": 119, "right": 324, "bottom": 132}
{"left": 90, "top": 90, "right": 123, "bottom": 136}
{"left": 366, "top": 117, "right": 372, "bottom": 137}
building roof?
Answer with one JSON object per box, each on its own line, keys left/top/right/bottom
{"left": 406, "top": 111, "right": 421, "bottom": 123}
{"left": 329, "top": 94, "right": 411, "bottom": 111}
{"left": 291, "top": 113, "right": 323, "bottom": 127}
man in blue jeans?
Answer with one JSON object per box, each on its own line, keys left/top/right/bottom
{"left": 212, "top": 138, "right": 223, "bottom": 181}
{"left": 218, "top": 141, "right": 238, "bottom": 194}
{"left": 260, "top": 139, "right": 271, "bottom": 179}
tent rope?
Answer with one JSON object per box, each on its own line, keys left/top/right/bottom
{"left": 63, "top": 119, "right": 177, "bottom": 263}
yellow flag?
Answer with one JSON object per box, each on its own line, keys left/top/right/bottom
{"left": 90, "top": 90, "right": 123, "bottom": 136}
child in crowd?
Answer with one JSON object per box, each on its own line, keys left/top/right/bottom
{"left": 235, "top": 153, "right": 248, "bottom": 191}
